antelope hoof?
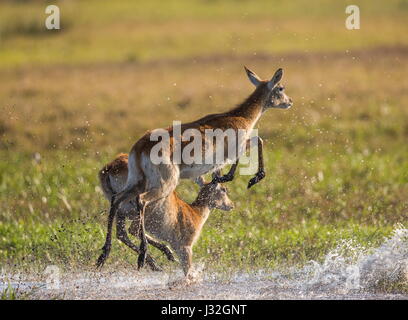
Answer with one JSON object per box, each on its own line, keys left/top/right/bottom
{"left": 137, "top": 252, "right": 147, "bottom": 270}
{"left": 96, "top": 246, "right": 110, "bottom": 269}
{"left": 211, "top": 173, "right": 233, "bottom": 184}
{"left": 247, "top": 171, "right": 265, "bottom": 189}
{"left": 167, "top": 253, "right": 176, "bottom": 262}
{"left": 164, "top": 248, "right": 176, "bottom": 262}
{"left": 148, "top": 259, "right": 163, "bottom": 272}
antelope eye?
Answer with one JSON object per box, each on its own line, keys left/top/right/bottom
{"left": 278, "top": 86, "right": 284, "bottom": 92}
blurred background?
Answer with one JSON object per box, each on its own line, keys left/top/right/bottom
{"left": 0, "top": 0, "right": 407, "bottom": 286}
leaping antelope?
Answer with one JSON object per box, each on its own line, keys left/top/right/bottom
{"left": 98, "top": 153, "right": 234, "bottom": 278}
{"left": 97, "top": 67, "right": 292, "bottom": 269}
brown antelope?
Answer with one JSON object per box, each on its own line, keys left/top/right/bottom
{"left": 97, "top": 67, "right": 292, "bottom": 269}
{"left": 98, "top": 153, "right": 234, "bottom": 278}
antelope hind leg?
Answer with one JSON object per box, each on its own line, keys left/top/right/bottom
{"left": 116, "top": 214, "right": 162, "bottom": 272}
{"left": 96, "top": 195, "right": 117, "bottom": 269}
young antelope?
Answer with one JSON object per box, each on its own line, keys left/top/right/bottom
{"left": 98, "top": 153, "right": 234, "bottom": 277}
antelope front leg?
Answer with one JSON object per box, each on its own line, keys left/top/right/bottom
{"left": 177, "top": 246, "right": 193, "bottom": 278}
{"left": 247, "top": 136, "right": 265, "bottom": 189}
{"left": 210, "top": 159, "right": 239, "bottom": 184}
{"left": 168, "top": 246, "right": 194, "bottom": 288}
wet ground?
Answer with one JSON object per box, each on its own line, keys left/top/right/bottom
{"left": 2, "top": 228, "right": 408, "bottom": 300}
{"left": 1, "top": 270, "right": 407, "bottom": 300}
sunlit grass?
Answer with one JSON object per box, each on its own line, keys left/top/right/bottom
{"left": 0, "top": 141, "right": 406, "bottom": 273}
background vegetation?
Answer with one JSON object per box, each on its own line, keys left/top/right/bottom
{"left": 0, "top": 0, "right": 407, "bottom": 291}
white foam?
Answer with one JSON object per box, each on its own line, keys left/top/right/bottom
{"left": 2, "top": 227, "right": 408, "bottom": 299}
{"left": 271, "top": 226, "right": 408, "bottom": 297}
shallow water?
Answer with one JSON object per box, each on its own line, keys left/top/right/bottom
{"left": 2, "top": 227, "right": 408, "bottom": 300}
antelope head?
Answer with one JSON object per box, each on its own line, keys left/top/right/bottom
{"left": 194, "top": 175, "right": 234, "bottom": 211}
{"left": 244, "top": 66, "right": 293, "bottom": 110}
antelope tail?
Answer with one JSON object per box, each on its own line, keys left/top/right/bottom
{"left": 99, "top": 166, "right": 115, "bottom": 201}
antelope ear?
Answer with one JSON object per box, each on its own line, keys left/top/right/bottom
{"left": 267, "top": 68, "right": 283, "bottom": 90}
{"left": 195, "top": 176, "right": 206, "bottom": 187}
{"left": 211, "top": 170, "right": 222, "bottom": 181}
{"left": 244, "top": 66, "right": 262, "bottom": 87}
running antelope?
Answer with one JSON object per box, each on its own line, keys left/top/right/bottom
{"left": 97, "top": 67, "right": 292, "bottom": 269}
{"left": 98, "top": 153, "right": 234, "bottom": 277}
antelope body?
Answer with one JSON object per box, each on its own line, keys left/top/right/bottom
{"left": 97, "top": 67, "right": 292, "bottom": 269}
{"left": 99, "top": 153, "right": 234, "bottom": 276}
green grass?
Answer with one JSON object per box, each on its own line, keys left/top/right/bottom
{"left": 0, "top": 144, "right": 406, "bottom": 273}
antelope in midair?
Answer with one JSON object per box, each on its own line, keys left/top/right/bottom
{"left": 98, "top": 153, "right": 234, "bottom": 277}
{"left": 97, "top": 67, "right": 293, "bottom": 269}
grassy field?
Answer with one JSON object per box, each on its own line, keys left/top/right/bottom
{"left": 0, "top": 0, "right": 407, "bottom": 294}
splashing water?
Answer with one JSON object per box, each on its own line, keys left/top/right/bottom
{"left": 1, "top": 227, "right": 407, "bottom": 299}
{"left": 359, "top": 227, "right": 408, "bottom": 290}
{"left": 277, "top": 226, "right": 408, "bottom": 297}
